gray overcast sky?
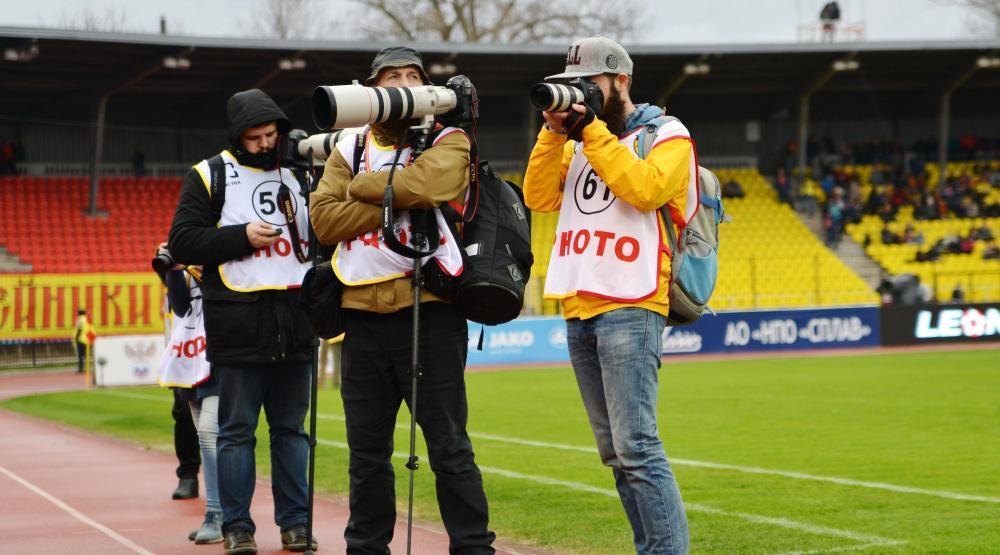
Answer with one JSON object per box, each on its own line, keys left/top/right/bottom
{"left": 0, "top": 0, "right": 987, "bottom": 44}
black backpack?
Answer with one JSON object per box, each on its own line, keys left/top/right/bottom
{"left": 445, "top": 161, "right": 533, "bottom": 325}
{"left": 352, "top": 130, "right": 534, "bottom": 325}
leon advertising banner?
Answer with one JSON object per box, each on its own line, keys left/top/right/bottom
{"left": 0, "top": 273, "right": 165, "bottom": 341}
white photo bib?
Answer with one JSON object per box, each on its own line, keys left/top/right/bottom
{"left": 157, "top": 273, "right": 210, "bottom": 388}
{"left": 194, "top": 150, "right": 310, "bottom": 292}
{"left": 544, "top": 127, "right": 678, "bottom": 302}
{"left": 332, "top": 127, "right": 465, "bottom": 286}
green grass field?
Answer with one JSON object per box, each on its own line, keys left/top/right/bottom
{"left": 4, "top": 349, "right": 999, "bottom": 554}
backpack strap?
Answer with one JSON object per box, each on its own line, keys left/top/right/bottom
{"left": 207, "top": 154, "right": 226, "bottom": 223}
{"left": 635, "top": 115, "right": 680, "bottom": 257}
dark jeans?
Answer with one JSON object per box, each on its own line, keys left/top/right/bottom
{"left": 172, "top": 388, "right": 201, "bottom": 479}
{"left": 76, "top": 342, "right": 86, "bottom": 373}
{"left": 341, "top": 303, "right": 495, "bottom": 555}
{"left": 216, "top": 362, "right": 310, "bottom": 534}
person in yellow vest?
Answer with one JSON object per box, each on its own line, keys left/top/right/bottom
{"left": 523, "top": 36, "right": 694, "bottom": 555}
{"left": 310, "top": 46, "right": 495, "bottom": 554}
{"left": 73, "top": 309, "right": 95, "bottom": 374}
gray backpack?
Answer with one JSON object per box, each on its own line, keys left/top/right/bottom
{"left": 637, "top": 116, "right": 727, "bottom": 326}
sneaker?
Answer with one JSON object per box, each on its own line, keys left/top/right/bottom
{"left": 171, "top": 477, "right": 199, "bottom": 500}
{"left": 224, "top": 528, "right": 257, "bottom": 554}
{"left": 188, "top": 528, "right": 197, "bottom": 541}
{"left": 280, "top": 524, "right": 318, "bottom": 552}
{"left": 194, "top": 511, "right": 224, "bottom": 544}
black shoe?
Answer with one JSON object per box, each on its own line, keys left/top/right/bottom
{"left": 224, "top": 528, "right": 257, "bottom": 554}
{"left": 171, "top": 477, "right": 199, "bottom": 500}
{"left": 281, "top": 524, "right": 318, "bottom": 552}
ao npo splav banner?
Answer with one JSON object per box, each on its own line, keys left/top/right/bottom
{"left": 880, "top": 303, "right": 1000, "bottom": 346}
{"left": 662, "top": 306, "right": 881, "bottom": 355}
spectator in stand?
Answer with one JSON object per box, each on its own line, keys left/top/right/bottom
{"left": 901, "top": 224, "right": 923, "bottom": 246}
{"left": 881, "top": 224, "right": 900, "bottom": 245}
{"left": 798, "top": 176, "right": 820, "bottom": 216}
{"left": 0, "top": 141, "right": 14, "bottom": 175}
{"left": 983, "top": 239, "right": 1000, "bottom": 260}
{"left": 914, "top": 193, "right": 941, "bottom": 220}
{"left": 951, "top": 283, "right": 965, "bottom": 303}
{"left": 774, "top": 168, "right": 792, "bottom": 204}
{"left": 722, "top": 178, "right": 745, "bottom": 199}
{"left": 824, "top": 187, "right": 845, "bottom": 247}
{"left": 959, "top": 233, "right": 976, "bottom": 255}
{"left": 132, "top": 148, "right": 146, "bottom": 177}
{"left": 958, "top": 195, "right": 979, "bottom": 218}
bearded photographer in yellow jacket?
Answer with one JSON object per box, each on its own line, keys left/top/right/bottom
{"left": 524, "top": 36, "right": 696, "bottom": 555}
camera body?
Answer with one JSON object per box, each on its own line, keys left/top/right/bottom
{"left": 529, "top": 78, "right": 604, "bottom": 115}
{"left": 151, "top": 250, "right": 175, "bottom": 283}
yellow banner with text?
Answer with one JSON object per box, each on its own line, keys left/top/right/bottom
{"left": 0, "top": 273, "right": 165, "bottom": 341}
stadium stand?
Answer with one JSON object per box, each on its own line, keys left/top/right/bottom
{"left": 0, "top": 175, "right": 180, "bottom": 273}
{"left": 518, "top": 167, "right": 879, "bottom": 315}
{"left": 843, "top": 161, "right": 1000, "bottom": 302}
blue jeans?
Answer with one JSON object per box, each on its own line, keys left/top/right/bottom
{"left": 189, "top": 395, "right": 221, "bottom": 514}
{"left": 567, "top": 307, "right": 689, "bottom": 555}
{"left": 216, "top": 363, "right": 310, "bottom": 534}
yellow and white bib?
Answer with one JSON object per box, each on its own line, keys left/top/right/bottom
{"left": 157, "top": 272, "right": 210, "bottom": 388}
{"left": 544, "top": 125, "right": 692, "bottom": 302}
{"left": 193, "top": 150, "right": 310, "bottom": 292}
{"left": 331, "top": 127, "right": 466, "bottom": 286}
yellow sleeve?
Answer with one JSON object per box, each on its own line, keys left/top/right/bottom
{"left": 580, "top": 119, "right": 692, "bottom": 213}
{"left": 523, "top": 126, "right": 575, "bottom": 212}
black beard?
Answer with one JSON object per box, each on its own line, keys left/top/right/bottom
{"left": 233, "top": 146, "right": 278, "bottom": 169}
{"left": 602, "top": 86, "right": 627, "bottom": 136}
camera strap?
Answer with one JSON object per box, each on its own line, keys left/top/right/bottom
{"left": 207, "top": 154, "right": 226, "bottom": 223}
{"left": 277, "top": 184, "right": 309, "bottom": 264}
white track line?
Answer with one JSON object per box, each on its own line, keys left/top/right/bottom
{"left": 94, "top": 391, "right": 1000, "bottom": 504}
{"left": 0, "top": 465, "right": 155, "bottom": 555}
{"left": 314, "top": 438, "right": 904, "bottom": 552}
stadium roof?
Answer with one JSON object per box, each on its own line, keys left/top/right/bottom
{"left": 3, "top": 25, "right": 1000, "bottom": 131}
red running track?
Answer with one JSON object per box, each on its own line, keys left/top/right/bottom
{"left": 0, "top": 371, "right": 548, "bottom": 555}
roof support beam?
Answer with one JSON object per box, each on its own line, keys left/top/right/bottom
{"left": 655, "top": 54, "right": 710, "bottom": 108}
{"left": 936, "top": 60, "right": 982, "bottom": 187}
{"left": 87, "top": 47, "right": 194, "bottom": 217}
{"left": 795, "top": 52, "right": 856, "bottom": 194}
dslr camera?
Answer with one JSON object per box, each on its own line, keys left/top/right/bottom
{"left": 529, "top": 78, "right": 604, "bottom": 115}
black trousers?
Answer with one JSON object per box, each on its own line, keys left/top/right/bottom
{"left": 75, "top": 342, "right": 86, "bottom": 373}
{"left": 340, "top": 302, "right": 495, "bottom": 555}
{"left": 172, "top": 388, "right": 201, "bottom": 479}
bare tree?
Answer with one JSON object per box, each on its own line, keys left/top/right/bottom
{"left": 947, "top": 0, "right": 1000, "bottom": 36}
{"left": 57, "top": 6, "right": 131, "bottom": 32}
{"left": 247, "top": 0, "right": 333, "bottom": 39}
{"left": 349, "top": 0, "right": 644, "bottom": 43}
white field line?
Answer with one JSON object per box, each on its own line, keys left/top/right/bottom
{"left": 0, "top": 464, "right": 155, "bottom": 555}
{"left": 313, "top": 411, "right": 1000, "bottom": 505}
{"left": 314, "top": 438, "right": 904, "bottom": 552}
{"left": 94, "top": 391, "right": 1000, "bottom": 504}
{"left": 776, "top": 542, "right": 908, "bottom": 555}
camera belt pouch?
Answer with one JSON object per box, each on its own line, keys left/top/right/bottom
{"left": 299, "top": 261, "right": 345, "bottom": 339}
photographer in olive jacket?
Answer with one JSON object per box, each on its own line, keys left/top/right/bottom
{"left": 309, "top": 47, "right": 495, "bottom": 554}
{"left": 168, "top": 89, "right": 317, "bottom": 555}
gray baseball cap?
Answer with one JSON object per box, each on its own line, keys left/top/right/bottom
{"left": 365, "top": 46, "right": 431, "bottom": 85}
{"left": 546, "top": 36, "right": 633, "bottom": 81}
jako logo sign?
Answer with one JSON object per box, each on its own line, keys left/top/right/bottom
{"left": 915, "top": 307, "right": 1000, "bottom": 339}
{"left": 488, "top": 330, "right": 535, "bottom": 350}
